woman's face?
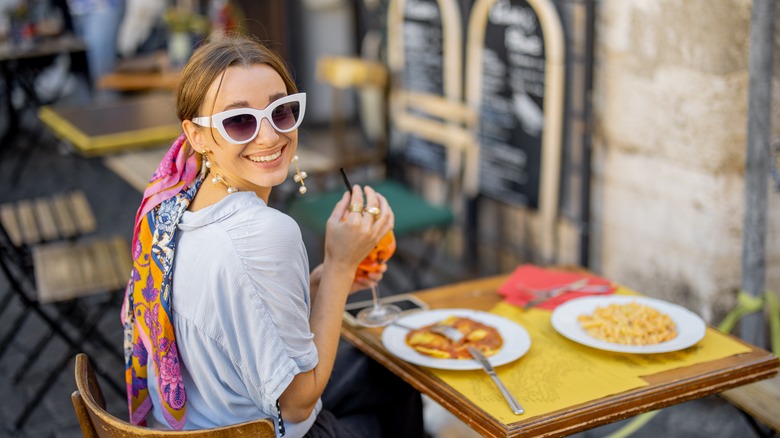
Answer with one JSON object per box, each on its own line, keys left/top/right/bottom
{"left": 193, "top": 64, "right": 298, "bottom": 196}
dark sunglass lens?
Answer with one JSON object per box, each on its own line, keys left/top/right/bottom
{"left": 222, "top": 113, "right": 257, "bottom": 141}
{"left": 271, "top": 102, "right": 300, "bottom": 130}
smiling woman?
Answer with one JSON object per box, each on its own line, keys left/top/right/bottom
{"left": 181, "top": 57, "right": 302, "bottom": 205}
{"left": 120, "top": 34, "right": 424, "bottom": 438}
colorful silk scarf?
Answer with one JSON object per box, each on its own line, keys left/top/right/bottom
{"left": 121, "top": 134, "right": 202, "bottom": 429}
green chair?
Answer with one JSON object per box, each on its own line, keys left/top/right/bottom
{"left": 288, "top": 180, "right": 453, "bottom": 237}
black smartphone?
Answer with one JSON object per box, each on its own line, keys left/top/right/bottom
{"left": 343, "top": 294, "right": 428, "bottom": 326}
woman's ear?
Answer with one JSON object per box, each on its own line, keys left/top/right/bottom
{"left": 182, "top": 120, "right": 205, "bottom": 151}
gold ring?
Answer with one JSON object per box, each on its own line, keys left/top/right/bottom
{"left": 348, "top": 204, "right": 364, "bottom": 214}
{"left": 365, "top": 206, "right": 381, "bottom": 219}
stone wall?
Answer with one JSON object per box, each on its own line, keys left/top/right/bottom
{"left": 591, "top": 0, "right": 780, "bottom": 323}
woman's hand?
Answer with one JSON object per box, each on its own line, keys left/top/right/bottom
{"left": 323, "top": 185, "right": 394, "bottom": 277}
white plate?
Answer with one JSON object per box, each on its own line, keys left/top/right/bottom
{"left": 551, "top": 296, "right": 706, "bottom": 354}
{"left": 381, "top": 309, "right": 532, "bottom": 370}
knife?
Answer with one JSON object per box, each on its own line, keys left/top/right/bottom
{"left": 467, "top": 346, "right": 525, "bottom": 415}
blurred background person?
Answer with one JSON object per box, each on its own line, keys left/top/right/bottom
{"left": 66, "top": 0, "right": 125, "bottom": 83}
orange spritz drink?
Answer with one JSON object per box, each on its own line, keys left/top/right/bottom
{"left": 356, "top": 231, "right": 396, "bottom": 281}
{"left": 356, "top": 231, "right": 401, "bottom": 326}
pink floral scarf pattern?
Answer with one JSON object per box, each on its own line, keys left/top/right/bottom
{"left": 121, "top": 134, "right": 202, "bottom": 429}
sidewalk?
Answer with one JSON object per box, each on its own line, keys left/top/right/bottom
{"left": 0, "top": 119, "right": 767, "bottom": 437}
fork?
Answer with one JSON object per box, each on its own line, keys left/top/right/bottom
{"left": 522, "top": 279, "right": 612, "bottom": 309}
{"left": 431, "top": 325, "right": 524, "bottom": 415}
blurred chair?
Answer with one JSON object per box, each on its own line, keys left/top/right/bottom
{"left": 0, "top": 191, "right": 95, "bottom": 252}
{"left": 0, "top": 191, "right": 96, "bottom": 323}
{"left": 73, "top": 353, "right": 277, "bottom": 437}
{"left": 315, "top": 55, "right": 389, "bottom": 171}
{"left": 0, "top": 191, "right": 131, "bottom": 430}
{"left": 287, "top": 56, "right": 476, "bottom": 289}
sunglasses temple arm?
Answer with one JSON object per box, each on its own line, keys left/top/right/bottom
{"left": 191, "top": 117, "right": 213, "bottom": 127}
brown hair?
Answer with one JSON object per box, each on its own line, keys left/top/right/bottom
{"left": 175, "top": 34, "right": 298, "bottom": 122}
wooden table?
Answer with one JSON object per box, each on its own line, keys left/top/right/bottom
{"left": 97, "top": 70, "right": 180, "bottom": 92}
{"left": 0, "top": 34, "right": 89, "bottom": 169}
{"left": 340, "top": 275, "right": 779, "bottom": 437}
{"left": 38, "top": 92, "right": 181, "bottom": 156}
{"left": 97, "top": 50, "right": 180, "bottom": 92}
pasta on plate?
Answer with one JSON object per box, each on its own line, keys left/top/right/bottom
{"left": 577, "top": 301, "right": 678, "bottom": 346}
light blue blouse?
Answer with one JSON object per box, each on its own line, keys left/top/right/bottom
{"left": 147, "top": 191, "right": 320, "bottom": 437}
{"left": 66, "top": 0, "right": 121, "bottom": 15}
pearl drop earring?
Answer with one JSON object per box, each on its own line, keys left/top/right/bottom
{"left": 211, "top": 173, "right": 238, "bottom": 194}
{"left": 199, "top": 150, "right": 211, "bottom": 177}
{"left": 202, "top": 150, "right": 237, "bottom": 194}
{"left": 292, "top": 155, "right": 307, "bottom": 194}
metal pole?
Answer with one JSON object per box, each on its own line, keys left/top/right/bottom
{"left": 579, "top": 0, "right": 596, "bottom": 268}
{"left": 739, "top": 0, "right": 775, "bottom": 346}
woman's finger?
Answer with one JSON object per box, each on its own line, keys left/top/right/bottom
{"left": 372, "top": 192, "right": 394, "bottom": 236}
{"left": 364, "top": 186, "right": 379, "bottom": 209}
{"left": 363, "top": 186, "right": 383, "bottom": 224}
{"left": 328, "top": 191, "right": 351, "bottom": 225}
{"left": 377, "top": 193, "right": 393, "bottom": 223}
{"left": 346, "top": 185, "right": 365, "bottom": 223}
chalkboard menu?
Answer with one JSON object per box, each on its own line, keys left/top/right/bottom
{"left": 477, "top": 0, "right": 546, "bottom": 208}
{"left": 395, "top": 0, "right": 448, "bottom": 175}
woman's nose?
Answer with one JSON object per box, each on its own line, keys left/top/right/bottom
{"left": 253, "top": 117, "right": 279, "bottom": 143}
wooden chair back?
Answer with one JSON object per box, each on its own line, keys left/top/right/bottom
{"left": 72, "top": 353, "right": 276, "bottom": 437}
{"left": 317, "top": 55, "right": 388, "bottom": 90}
{"left": 315, "top": 55, "right": 391, "bottom": 170}
{"left": 388, "top": 89, "right": 478, "bottom": 203}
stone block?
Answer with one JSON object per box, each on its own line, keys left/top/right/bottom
{"left": 599, "top": 63, "right": 749, "bottom": 176}
{"left": 599, "top": 0, "right": 751, "bottom": 74}
{"left": 600, "top": 151, "right": 744, "bottom": 254}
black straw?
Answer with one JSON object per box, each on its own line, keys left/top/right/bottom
{"left": 339, "top": 168, "right": 352, "bottom": 191}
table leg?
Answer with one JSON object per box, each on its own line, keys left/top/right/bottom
{"left": 69, "top": 48, "right": 92, "bottom": 94}
{"left": 0, "top": 61, "right": 20, "bottom": 161}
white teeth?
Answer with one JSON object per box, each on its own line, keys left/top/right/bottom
{"left": 248, "top": 151, "right": 282, "bottom": 162}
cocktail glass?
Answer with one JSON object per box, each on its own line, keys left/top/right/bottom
{"left": 355, "top": 230, "right": 401, "bottom": 327}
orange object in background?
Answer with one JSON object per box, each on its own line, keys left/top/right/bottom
{"left": 356, "top": 231, "right": 396, "bottom": 281}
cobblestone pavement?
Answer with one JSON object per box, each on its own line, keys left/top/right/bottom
{"left": 0, "top": 116, "right": 769, "bottom": 438}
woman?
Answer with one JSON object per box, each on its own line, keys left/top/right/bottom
{"left": 122, "top": 34, "right": 423, "bottom": 437}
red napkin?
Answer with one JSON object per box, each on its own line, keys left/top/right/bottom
{"left": 498, "top": 264, "right": 616, "bottom": 310}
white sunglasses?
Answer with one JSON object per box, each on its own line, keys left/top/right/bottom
{"left": 192, "top": 93, "right": 306, "bottom": 144}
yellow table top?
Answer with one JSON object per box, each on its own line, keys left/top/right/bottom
{"left": 38, "top": 93, "right": 181, "bottom": 156}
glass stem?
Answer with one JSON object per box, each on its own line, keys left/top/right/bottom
{"left": 371, "top": 283, "right": 382, "bottom": 310}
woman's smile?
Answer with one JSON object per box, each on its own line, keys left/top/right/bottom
{"left": 246, "top": 146, "right": 284, "bottom": 163}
